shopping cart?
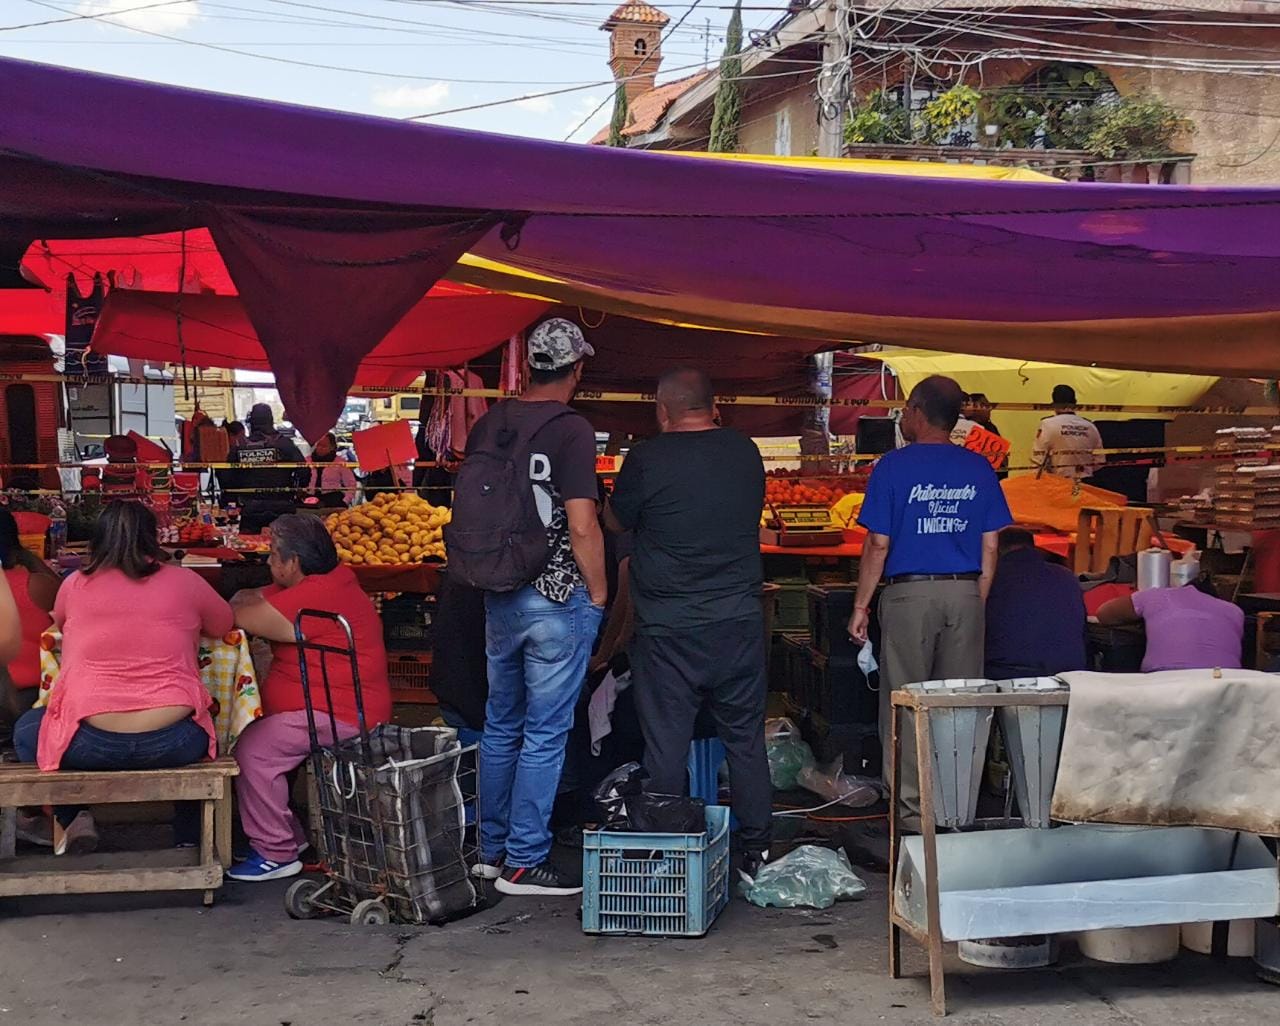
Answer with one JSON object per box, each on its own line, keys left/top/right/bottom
{"left": 282, "top": 609, "right": 481, "bottom": 926}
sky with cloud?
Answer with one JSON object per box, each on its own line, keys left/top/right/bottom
{"left": 0, "top": 0, "right": 764, "bottom": 143}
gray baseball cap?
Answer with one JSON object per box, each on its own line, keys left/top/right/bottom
{"left": 527, "top": 318, "right": 595, "bottom": 371}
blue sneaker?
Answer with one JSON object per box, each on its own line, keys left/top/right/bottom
{"left": 227, "top": 849, "right": 303, "bottom": 882}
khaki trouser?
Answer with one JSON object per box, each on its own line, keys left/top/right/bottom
{"left": 877, "top": 579, "right": 985, "bottom": 828}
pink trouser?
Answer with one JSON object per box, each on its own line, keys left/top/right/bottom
{"left": 234, "top": 710, "right": 359, "bottom": 862}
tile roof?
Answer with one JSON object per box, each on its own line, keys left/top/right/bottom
{"left": 601, "top": 1, "right": 670, "bottom": 28}
{"left": 589, "top": 71, "right": 710, "bottom": 144}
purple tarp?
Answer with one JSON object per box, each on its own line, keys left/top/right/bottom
{"left": 3, "top": 56, "right": 1280, "bottom": 436}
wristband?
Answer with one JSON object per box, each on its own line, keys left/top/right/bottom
{"left": 854, "top": 606, "right": 870, "bottom": 614}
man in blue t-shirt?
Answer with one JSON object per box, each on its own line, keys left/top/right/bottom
{"left": 849, "top": 375, "right": 1012, "bottom": 827}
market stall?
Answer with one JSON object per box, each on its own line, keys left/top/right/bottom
{"left": 6, "top": 56, "right": 1280, "bottom": 1016}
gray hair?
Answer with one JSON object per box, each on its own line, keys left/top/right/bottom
{"left": 270, "top": 514, "right": 339, "bottom": 576}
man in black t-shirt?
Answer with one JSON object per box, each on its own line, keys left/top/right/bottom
{"left": 472, "top": 318, "right": 607, "bottom": 898}
{"left": 607, "top": 367, "right": 772, "bottom": 876}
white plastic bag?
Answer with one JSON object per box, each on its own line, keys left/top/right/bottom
{"left": 795, "top": 758, "right": 881, "bottom": 809}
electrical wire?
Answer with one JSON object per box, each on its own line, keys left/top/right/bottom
{"left": 774, "top": 792, "right": 882, "bottom": 817}
{"left": 20, "top": 0, "right": 703, "bottom": 85}
{"left": 2, "top": 0, "right": 194, "bottom": 30}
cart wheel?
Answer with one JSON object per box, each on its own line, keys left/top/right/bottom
{"left": 284, "top": 878, "right": 324, "bottom": 920}
{"left": 350, "top": 899, "right": 390, "bottom": 926}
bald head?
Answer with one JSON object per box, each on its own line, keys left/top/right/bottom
{"left": 656, "top": 367, "right": 717, "bottom": 432}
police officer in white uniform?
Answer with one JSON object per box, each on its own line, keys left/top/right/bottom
{"left": 1033, "top": 385, "right": 1104, "bottom": 481}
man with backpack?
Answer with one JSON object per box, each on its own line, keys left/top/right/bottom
{"left": 446, "top": 318, "right": 607, "bottom": 896}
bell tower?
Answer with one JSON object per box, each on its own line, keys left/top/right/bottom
{"left": 602, "top": 2, "right": 669, "bottom": 105}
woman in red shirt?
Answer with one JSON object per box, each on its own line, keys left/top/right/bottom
{"left": 0, "top": 510, "right": 59, "bottom": 733}
{"left": 12, "top": 502, "right": 233, "bottom": 855}
{"left": 228, "top": 514, "right": 390, "bottom": 881}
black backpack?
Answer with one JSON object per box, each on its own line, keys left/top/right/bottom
{"left": 444, "top": 401, "right": 573, "bottom": 592}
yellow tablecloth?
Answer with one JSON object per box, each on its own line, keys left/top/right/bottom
{"left": 36, "top": 628, "right": 263, "bottom": 754}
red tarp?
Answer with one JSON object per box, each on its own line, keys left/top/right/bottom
{"left": 829, "top": 356, "right": 897, "bottom": 435}
{"left": 0, "top": 288, "right": 61, "bottom": 338}
{"left": 93, "top": 284, "right": 549, "bottom": 389}
{"left": 23, "top": 232, "right": 235, "bottom": 298}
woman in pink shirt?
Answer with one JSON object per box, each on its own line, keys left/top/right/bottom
{"left": 12, "top": 502, "right": 234, "bottom": 855}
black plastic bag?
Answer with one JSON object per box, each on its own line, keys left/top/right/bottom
{"left": 593, "top": 761, "right": 648, "bottom": 830}
{"left": 628, "top": 792, "right": 706, "bottom": 834}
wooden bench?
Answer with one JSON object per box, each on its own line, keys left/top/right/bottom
{"left": 0, "top": 757, "right": 238, "bottom": 906}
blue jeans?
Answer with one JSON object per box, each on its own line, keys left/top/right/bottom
{"left": 14, "top": 707, "right": 210, "bottom": 840}
{"left": 479, "top": 585, "right": 602, "bottom": 868}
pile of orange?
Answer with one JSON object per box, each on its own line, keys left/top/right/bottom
{"left": 326, "top": 492, "right": 450, "bottom": 565}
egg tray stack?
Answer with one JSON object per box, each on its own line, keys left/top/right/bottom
{"left": 1213, "top": 462, "right": 1280, "bottom": 530}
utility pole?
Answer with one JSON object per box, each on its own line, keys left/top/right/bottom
{"left": 806, "top": 0, "right": 848, "bottom": 461}
{"left": 816, "top": 0, "right": 849, "bottom": 159}
{"left": 704, "top": 17, "right": 711, "bottom": 67}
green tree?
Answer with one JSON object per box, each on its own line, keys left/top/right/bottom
{"left": 708, "top": 0, "right": 743, "bottom": 153}
{"left": 607, "top": 82, "right": 629, "bottom": 147}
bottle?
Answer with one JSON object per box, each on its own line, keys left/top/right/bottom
{"left": 48, "top": 501, "right": 68, "bottom": 559}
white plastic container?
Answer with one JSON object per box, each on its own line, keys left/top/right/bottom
{"left": 959, "top": 936, "right": 1055, "bottom": 969}
{"left": 1137, "top": 548, "right": 1172, "bottom": 590}
{"left": 1181, "top": 920, "right": 1255, "bottom": 957}
{"left": 1079, "top": 925, "right": 1180, "bottom": 964}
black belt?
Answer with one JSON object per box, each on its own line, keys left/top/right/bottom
{"left": 885, "top": 572, "right": 980, "bottom": 585}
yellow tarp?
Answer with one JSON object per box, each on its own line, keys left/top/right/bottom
{"left": 861, "top": 348, "right": 1217, "bottom": 473}
{"left": 662, "top": 150, "right": 1058, "bottom": 183}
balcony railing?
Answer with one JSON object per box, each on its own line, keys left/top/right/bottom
{"left": 843, "top": 143, "right": 1195, "bottom": 184}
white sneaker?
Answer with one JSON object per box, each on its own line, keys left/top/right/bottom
{"left": 54, "top": 811, "right": 98, "bottom": 856}
{"left": 471, "top": 857, "right": 505, "bottom": 881}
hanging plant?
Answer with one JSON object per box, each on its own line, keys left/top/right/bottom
{"left": 918, "top": 85, "right": 980, "bottom": 144}
{"left": 844, "top": 89, "right": 911, "bottom": 145}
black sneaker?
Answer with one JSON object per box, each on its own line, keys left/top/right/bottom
{"left": 495, "top": 861, "right": 582, "bottom": 896}
{"left": 739, "top": 849, "right": 770, "bottom": 887}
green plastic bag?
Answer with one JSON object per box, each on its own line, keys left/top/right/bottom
{"left": 765, "top": 717, "right": 815, "bottom": 790}
{"left": 742, "top": 845, "right": 868, "bottom": 910}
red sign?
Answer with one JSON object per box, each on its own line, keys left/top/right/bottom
{"left": 353, "top": 420, "right": 416, "bottom": 472}
{"left": 964, "top": 425, "right": 1011, "bottom": 470}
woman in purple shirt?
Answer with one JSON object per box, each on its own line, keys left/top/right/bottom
{"left": 1097, "top": 578, "right": 1244, "bottom": 672}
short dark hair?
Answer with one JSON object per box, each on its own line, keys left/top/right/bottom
{"left": 529, "top": 361, "right": 580, "bottom": 387}
{"left": 270, "top": 514, "right": 339, "bottom": 576}
{"left": 1190, "top": 573, "right": 1219, "bottom": 598}
{"left": 225, "top": 420, "right": 245, "bottom": 438}
{"left": 0, "top": 509, "right": 18, "bottom": 570}
{"left": 1052, "top": 384, "right": 1077, "bottom": 406}
{"left": 908, "top": 375, "right": 965, "bottom": 431}
{"left": 656, "top": 367, "right": 714, "bottom": 415}
{"left": 998, "top": 527, "right": 1035, "bottom": 556}
{"left": 86, "top": 501, "right": 163, "bottom": 580}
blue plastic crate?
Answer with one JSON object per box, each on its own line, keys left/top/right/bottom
{"left": 581, "top": 805, "right": 731, "bottom": 937}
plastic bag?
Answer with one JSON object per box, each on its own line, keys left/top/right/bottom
{"left": 628, "top": 793, "right": 706, "bottom": 834}
{"left": 592, "top": 761, "right": 648, "bottom": 830}
{"left": 591, "top": 762, "right": 705, "bottom": 833}
{"left": 742, "top": 845, "right": 867, "bottom": 909}
{"left": 765, "top": 717, "right": 815, "bottom": 790}
{"left": 795, "top": 758, "right": 881, "bottom": 809}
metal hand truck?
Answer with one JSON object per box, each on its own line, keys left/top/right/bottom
{"left": 282, "top": 609, "right": 481, "bottom": 926}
